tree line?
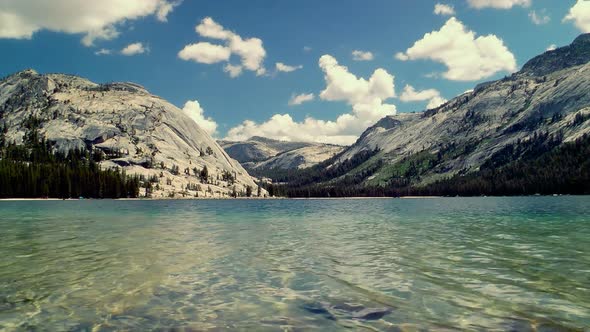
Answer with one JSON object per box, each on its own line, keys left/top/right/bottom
{"left": 0, "top": 118, "right": 140, "bottom": 199}
{"left": 263, "top": 132, "right": 590, "bottom": 197}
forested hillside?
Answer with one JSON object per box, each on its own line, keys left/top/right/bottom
{"left": 0, "top": 119, "right": 139, "bottom": 198}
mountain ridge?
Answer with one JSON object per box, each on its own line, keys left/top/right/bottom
{"left": 263, "top": 34, "right": 590, "bottom": 196}
{"left": 521, "top": 33, "right": 590, "bottom": 77}
{"left": 0, "top": 70, "right": 262, "bottom": 198}
{"left": 219, "top": 136, "right": 344, "bottom": 172}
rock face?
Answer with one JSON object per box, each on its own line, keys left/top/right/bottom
{"left": 0, "top": 70, "right": 261, "bottom": 198}
{"left": 219, "top": 136, "right": 311, "bottom": 163}
{"left": 219, "top": 136, "right": 344, "bottom": 171}
{"left": 521, "top": 33, "right": 590, "bottom": 77}
{"left": 323, "top": 34, "right": 590, "bottom": 187}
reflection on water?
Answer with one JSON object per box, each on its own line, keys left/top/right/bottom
{"left": 0, "top": 197, "right": 589, "bottom": 331}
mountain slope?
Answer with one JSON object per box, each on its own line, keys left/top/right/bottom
{"left": 0, "top": 70, "right": 261, "bottom": 198}
{"left": 268, "top": 34, "right": 590, "bottom": 196}
{"left": 245, "top": 144, "right": 344, "bottom": 171}
{"left": 219, "top": 136, "right": 312, "bottom": 163}
{"left": 220, "top": 136, "right": 344, "bottom": 172}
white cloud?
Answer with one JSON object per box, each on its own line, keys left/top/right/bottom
{"left": 395, "top": 17, "right": 517, "bottom": 81}
{"left": 0, "top": 0, "right": 177, "bottom": 46}
{"left": 564, "top": 0, "right": 590, "bottom": 33}
{"left": 156, "top": 0, "right": 181, "bottom": 22}
{"left": 224, "top": 64, "right": 243, "bottom": 78}
{"left": 225, "top": 55, "right": 397, "bottom": 145}
{"left": 95, "top": 48, "right": 112, "bottom": 56}
{"left": 467, "top": 0, "right": 531, "bottom": 9}
{"left": 121, "top": 42, "right": 148, "bottom": 56}
{"left": 81, "top": 26, "right": 119, "bottom": 47}
{"left": 529, "top": 10, "right": 550, "bottom": 25}
{"left": 228, "top": 34, "right": 266, "bottom": 74}
{"left": 426, "top": 96, "right": 448, "bottom": 109}
{"left": 276, "top": 62, "right": 303, "bottom": 73}
{"left": 288, "top": 93, "right": 315, "bottom": 106}
{"left": 182, "top": 100, "right": 218, "bottom": 136}
{"left": 303, "top": 46, "right": 312, "bottom": 52}
{"left": 434, "top": 3, "right": 456, "bottom": 16}
{"left": 195, "top": 16, "right": 233, "bottom": 40}
{"left": 319, "top": 55, "right": 396, "bottom": 110}
{"left": 400, "top": 85, "right": 441, "bottom": 102}
{"left": 352, "top": 50, "right": 374, "bottom": 61}
{"left": 546, "top": 44, "right": 557, "bottom": 51}
{"left": 179, "top": 17, "right": 266, "bottom": 77}
{"left": 399, "top": 84, "right": 447, "bottom": 109}
{"left": 178, "top": 42, "right": 231, "bottom": 64}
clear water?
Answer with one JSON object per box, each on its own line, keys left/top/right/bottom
{"left": 0, "top": 197, "right": 589, "bottom": 331}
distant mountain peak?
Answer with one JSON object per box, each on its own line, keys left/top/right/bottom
{"left": 572, "top": 33, "right": 590, "bottom": 45}
{"left": 18, "top": 68, "right": 38, "bottom": 76}
{"left": 314, "top": 34, "right": 590, "bottom": 192}
{"left": 249, "top": 136, "right": 281, "bottom": 143}
{"left": 520, "top": 34, "right": 590, "bottom": 77}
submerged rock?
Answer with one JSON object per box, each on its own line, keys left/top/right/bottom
{"left": 351, "top": 307, "right": 392, "bottom": 320}
{"left": 503, "top": 319, "right": 535, "bottom": 332}
{"left": 301, "top": 302, "right": 336, "bottom": 321}
{"left": 301, "top": 300, "right": 393, "bottom": 322}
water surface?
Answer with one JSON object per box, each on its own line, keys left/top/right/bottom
{"left": 1, "top": 197, "right": 589, "bottom": 331}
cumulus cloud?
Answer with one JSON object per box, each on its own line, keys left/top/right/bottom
{"left": 224, "top": 64, "right": 243, "bottom": 78}
{"left": 288, "top": 93, "right": 315, "bottom": 106}
{"left": 467, "top": 0, "right": 531, "bottom": 9}
{"left": 225, "top": 55, "right": 397, "bottom": 145}
{"left": 395, "top": 17, "right": 517, "bottom": 81}
{"left": 276, "top": 62, "right": 303, "bottom": 73}
{"left": 546, "top": 44, "right": 557, "bottom": 51}
{"left": 81, "top": 26, "right": 119, "bottom": 47}
{"left": 156, "top": 0, "right": 181, "bottom": 22}
{"left": 178, "top": 42, "right": 231, "bottom": 64}
{"left": 121, "top": 42, "right": 148, "bottom": 56}
{"left": 195, "top": 16, "right": 233, "bottom": 40}
{"left": 179, "top": 17, "right": 267, "bottom": 77}
{"left": 564, "top": 0, "right": 590, "bottom": 33}
{"left": 0, "top": 0, "right": 177, "bottom": 46}
{"left": 399, "top": 84, "right": 447, "bottom": 109}
{"left": 529, "top": 10, "right": 550, "bottom": 25}
{"left": 318, "top": 55, "right": 396, "bottom": 111}
{"left": 426, "top": 96, "right": 448, "bottom": 109}
{"left": 182, "top": 100, "right": 218, "bottom": 136}
{"left": 434, "top": 3, "right": 456, "bottom": 16}
{"left": 352, "top": 50, "right": 374, "bottom": 61}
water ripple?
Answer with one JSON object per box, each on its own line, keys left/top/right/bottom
{"left": 0, "top": 197, "right": 589, "bottom": 331}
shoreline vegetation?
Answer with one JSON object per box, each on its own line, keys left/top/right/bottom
{"left": 1, "top": 110, "right": 588, "bottom": 200}
{"left": 259, "top": 133, "right": 590, "bottom": 198}
{"left": 0, "top": 119, "right": 140, "bottom": 200}
{"left": 1, "top": 122, "right": 588, "bottom": 199}
{"left": 0, "top": 194, "right": 579, "bottom": 201}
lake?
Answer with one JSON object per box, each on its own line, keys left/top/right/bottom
{"left": 0, "top": 197, "right": 589, "bottom": 331}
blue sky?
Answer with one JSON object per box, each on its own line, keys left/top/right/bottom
{"left": 0, "top": 0, "right": 586, "bottom": 144}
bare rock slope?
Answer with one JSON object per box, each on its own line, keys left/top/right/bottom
{"left": 323, "top": 34, "right": 590, "bottom": 187}
{"left": 0, "top": 70, "right": 261, "bottom": 198}
{"left": 219, "top": 136, "right": 344, "bottom": 171}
